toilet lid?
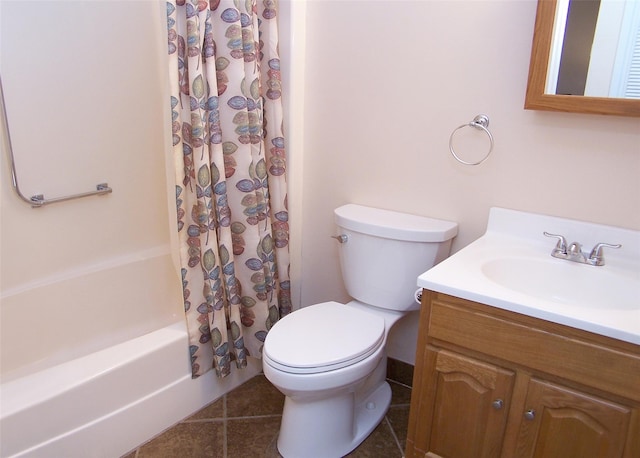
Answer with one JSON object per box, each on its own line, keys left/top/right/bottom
{"left": 263, "top": 301, "right": 385, "bottom": 374}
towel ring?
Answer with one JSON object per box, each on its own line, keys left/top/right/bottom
{"left": 449, "top": 114, "right": 494, "bottom": 166}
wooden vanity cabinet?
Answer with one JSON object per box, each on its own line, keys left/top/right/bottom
{"left": 515, "top": 378, "right": 631, "bottom": 457}
{"left": 417, "top": 348, "right": 515, "bottom": 457}
{"left": 405, "top": 290, "right": 640, "bottom": 458}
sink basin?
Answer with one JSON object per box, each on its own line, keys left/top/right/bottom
{"left": 481, "top": 258, "right": 640, "bottom": 310}
{"left": 417, "top": 207, "right": 640, "bottom": 344}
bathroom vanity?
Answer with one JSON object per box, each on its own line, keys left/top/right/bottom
{"left": 405, "top": 291, "right": 639, "bottom": 457}
{"left": 405, "top": 208, "right": 640, "bottom": 457}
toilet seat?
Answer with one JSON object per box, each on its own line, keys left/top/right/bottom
{"left": 263, "top": 301, "right": 385, "bottom": 375}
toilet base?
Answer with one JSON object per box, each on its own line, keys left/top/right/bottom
{"left": 276, "top": 381, "right": 392, "bottom": 458}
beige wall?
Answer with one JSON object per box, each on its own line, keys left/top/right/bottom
{"left": 1, "top": 1, "right": 637, "bottom": 369}
{"left": 1, "top": 1, "right": 176, "bottom": 289}
{"left": 0, "top": 1, "right": 183, "bottom": 375}
{"left": 282, "top": 1, "right": 640, "bottom": 363}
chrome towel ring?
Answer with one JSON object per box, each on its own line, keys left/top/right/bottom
{"left": 449, "top": 114, "right": 494, "bottom": 166}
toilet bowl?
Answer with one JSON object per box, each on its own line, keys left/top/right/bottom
{"left": 263, "top": 204, "right": 458, "bottom": 457}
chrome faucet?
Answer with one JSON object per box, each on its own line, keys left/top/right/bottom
{"left": 567, "top": 241, "right": 586, "bottom": 263}
{"left": 543, "top": 232, "right": 621, "bottom": 266}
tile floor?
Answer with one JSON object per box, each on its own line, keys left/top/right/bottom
{"left": 122, "top": 365, "right": 412, "bottom": 458}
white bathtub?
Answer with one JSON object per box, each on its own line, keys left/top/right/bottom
{"left": 0, "top": 251, "right": 261, "bottom": 457}
{"left": 1, "top": 249, "right": 185, "bottom": 381}
{"left": 0, "top": 3, "right": 268, "bottom": 454}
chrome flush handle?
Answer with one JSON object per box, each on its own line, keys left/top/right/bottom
{"left": 331, "top": 234, "right": 348, "bottom": 243}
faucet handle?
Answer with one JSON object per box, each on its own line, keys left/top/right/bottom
{"left": 543, "top": 232, "right": 568, "bottom": 255}
{"left": 588, "top": 242, "right": 621, "bottom": 266}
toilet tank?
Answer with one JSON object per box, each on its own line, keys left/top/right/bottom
{"left": 334, "top": 204, "right": 458, "bottom": 312}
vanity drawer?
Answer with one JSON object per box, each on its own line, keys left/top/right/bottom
{"left": 426, "top": 293, "right": 640, "bottom": 402}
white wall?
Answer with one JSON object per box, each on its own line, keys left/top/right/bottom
{"left": 282, "top": 0, "right": 640, "bottom": 364}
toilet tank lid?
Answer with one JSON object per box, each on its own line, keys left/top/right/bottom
{"left": 334, "top": 204, "right": 458, "bottom": 242}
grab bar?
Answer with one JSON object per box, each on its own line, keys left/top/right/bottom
{"left": 0, "top": 75, "right": 112, "bottom": 208}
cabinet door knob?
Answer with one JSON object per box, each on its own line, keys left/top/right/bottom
{"left": 524, "top": 409, "right": 536, "bottom": 421}
{"left": 492, "top": 399, "right": 504, "bottom": 410}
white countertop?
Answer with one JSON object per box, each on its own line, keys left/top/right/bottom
{"left": 417, "top": 208, "right": 640, "bottom": 345}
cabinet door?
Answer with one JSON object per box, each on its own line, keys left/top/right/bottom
{"left": 415, "top": 348, "right": 514, "bottom": 458}
{"left": 515, "top": 378, "right": 632, "bottom": 457}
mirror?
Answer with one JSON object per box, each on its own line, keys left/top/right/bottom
{"left": 525, "top": 0, "right": 640, "bottom": 117}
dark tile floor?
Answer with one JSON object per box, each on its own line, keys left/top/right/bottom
{"left": 122, "top": 365, "right": 412, "bottom": 458}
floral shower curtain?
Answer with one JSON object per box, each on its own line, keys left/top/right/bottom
{"left": 167, "top": 0, "right": 291, "bottom": 378}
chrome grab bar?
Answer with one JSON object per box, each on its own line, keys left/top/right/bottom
{"left": 0, "top": 75, "right": 112, "bottom": 208}
{"left": 29, "top": 183, "right": 113, "bottom": 207}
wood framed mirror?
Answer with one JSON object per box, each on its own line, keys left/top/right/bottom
{"left": 525, "top": 0, "right": 640, "bottom": 117}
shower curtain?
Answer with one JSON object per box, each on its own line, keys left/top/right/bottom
{"left": 167, "top": 0, "right": 291, "bottom": 378}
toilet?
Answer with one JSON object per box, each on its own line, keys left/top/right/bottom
{"left": 263, "top": 204, "right": 458, "bottom": 458}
